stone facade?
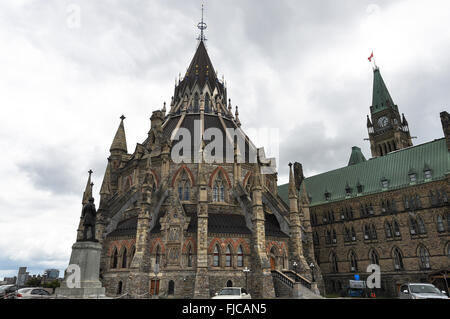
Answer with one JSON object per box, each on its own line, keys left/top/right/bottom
{"left": 74, "top": 37, "right": 320, "bottom": 299}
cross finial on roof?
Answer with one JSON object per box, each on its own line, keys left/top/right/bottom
{"left": 197, "top": 4, "right": 207, "bottom": 42}
{"left": 88, "top": 169, "right": 93, "bottom": 176}
{"left": 120, "top": 115, "right": 126, "bottom": 121}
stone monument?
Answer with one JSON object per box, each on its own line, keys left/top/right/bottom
{"left": 56, "top": 197, "right": 106, "bottom": 298}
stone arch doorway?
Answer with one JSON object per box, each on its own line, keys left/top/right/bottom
{"left": 168, "top": 280, "right": 175, "bottom": 295}
{"left": 226, "top": 280, "right": 233, "bottom": 287}
{"left": 270, "top": 256, "right": 276, "bottom": 270}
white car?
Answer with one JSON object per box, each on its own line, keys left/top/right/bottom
{"left": 212, "top": 287, "right": 251, "bottom": 299}
{"left": 399, "top": 283, "right": 449, "bottom": 299}
{"left": 15, "top": 287, "right": 53, "bottom": 299}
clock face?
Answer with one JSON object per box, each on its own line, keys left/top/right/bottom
{"left": 377, "top": 116, "right": 389, "bottom": 128}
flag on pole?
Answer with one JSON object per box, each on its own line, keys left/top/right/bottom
{"left": 368, "top": 52, "right": 374, "bottom": 62}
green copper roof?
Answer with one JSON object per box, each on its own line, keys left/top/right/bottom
{"left": 278, "top": 138, "right": 449, "bottom": 207}
{"left": 371, "top": 68, "right": 396, "bottom": 115}
{"left": 348, "top": 146, "right": 367, "bottom": 166}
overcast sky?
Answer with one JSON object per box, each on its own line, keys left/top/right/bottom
{"left": 0, "top": 0, "right": 449, "bottom": 279}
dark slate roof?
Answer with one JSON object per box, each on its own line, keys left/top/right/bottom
{"left": 278, "top": 138, "right": 449, "bottom": 207}
{"left": 107, "top": 216, "right": 137, "bottom": 237}
{"left": 264, "top": 213, "right": 289, "bottom": 238}
{"left": 186, "top": 213, "right": 251, "bottom": 235}
{"left": 174, "top": 40, "right": 225, "bottom": 97}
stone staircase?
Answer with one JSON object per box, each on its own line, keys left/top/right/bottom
{"left": 271, "top": 270, "right": 322, "bottom": 299}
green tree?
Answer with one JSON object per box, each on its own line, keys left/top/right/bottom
{"left": 25, "top": 277, "right": 41, "bottom": 287}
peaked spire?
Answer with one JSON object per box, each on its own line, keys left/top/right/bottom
{"left": 100, "top": 162, "right": 111, "bottom": 196}
{"left": 110, "top": 115, "right": 128, "bottom": 153}
{"left": 82, "top": 169, "right": 93, "bottom": 205}
{"left": 288, "top": 163, "right": 297, "bottom": 198}
{"left": 184, "top": 40, "right": 217, "bottom": 91}
{"left": 371, "top": 67, "right": 395, "bottom": 114}
{"left": 348, "top": 146, "right": 367, "bottom": 166}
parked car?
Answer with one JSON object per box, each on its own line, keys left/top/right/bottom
{"left": 212, "top": 287, "right": 251, "bottom": 299}
{"left": 399, "top": 283, "right": 449, "bottom": 299}
{"left": 0, "top": 285, "right": 18, "bottom": 299}
{"left": 14, "top": 287, "right": 53, "bottom": 299}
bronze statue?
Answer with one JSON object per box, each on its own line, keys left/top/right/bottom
{"left": 79, "top": 197, "right": 98, "bottom": 242}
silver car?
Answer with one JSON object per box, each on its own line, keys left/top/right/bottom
{"left": 399, "top": 283, "right": 449, "bottom": 299}
{"left": 212, "top": 287, "right": 251, "bottom": 299}
{"left": 15, "top": 287, "right": 53, "bottom": 299}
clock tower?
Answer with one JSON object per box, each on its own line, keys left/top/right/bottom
{"left": 366, "top": 67, "right": 413, "bottom": 157}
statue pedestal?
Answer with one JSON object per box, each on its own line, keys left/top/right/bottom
{"left": 56, "top": 241, "right": 106, "bottom": 298}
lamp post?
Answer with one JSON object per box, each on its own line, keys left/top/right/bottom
{"left": 243, "top": 267, "right": 250, "bottom": 291}
{"left": 310, "top": 262, "right": 315, "bottom": 282}
{"left": 293, "top": 262, "right": 298, "bottom": 282}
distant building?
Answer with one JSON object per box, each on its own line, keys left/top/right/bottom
{"left": 17, "top": 267, "right": 29, "bottom": 287}
{"left": 44, "top": 269, "right": 60, "bottom": 280}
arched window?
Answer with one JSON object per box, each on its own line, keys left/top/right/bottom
{"left": 205, "top": 93, "right": 210, "bottom": 113}
{"left": 213, "top": 172, "right": 226, "bottom": 202}
{"left": 393, "top": 220, "right": 401, "bottom": 237}
{"left": 121, "top": 247, "right": 128, "bottom": 268}
{"left": 417, "top": 216, "right": 426, "bottom": 234}
{"left": 393, "top": 248, "right": 404, "bottom": 270}
{"left": 193, "top": 92, "right": 199, "bottom": 112}
{"left": 332, "top": 229, "right": 337, "bottom": 244}
{"left": 177, "top": 171, "right": 191, "bottom": 201}
{"left": 419, "top": 246, "right": 431, "bottom": 269}
{"left": 237, "top": 246, "right": 244, "bottom": 267}
{"left": 385, "top": 221, "right": 393, "bottom": 238}
{"left": 331, "top": 252, "right": 339, "bottom": 273}
{"left": 187, "top": 245, "right": 193, "bottom": 267}
{"left": 409, "top": 217, "right": 418, "bottom": 235}
{"left": 117, "top": 281, "right": 123, "bottom": 295}
{"left": 155, "top": 246, "right": 161, "bottom": 265}
{"left": 213, "top": 245, "right": 220, "bottom": 267}
{"left": 364, "top": 225, "right": 370, "bottom": 240}
{"left": 370, "top": 250, "right": 379, "bottom": 265}
{"left": 226, "top": 246, "right": 232, "bottom": 267}
{"left": 351, "top": 227, "right": 356, "bottom": 241}
{"left": 130, "top": 246, "right": 135, "bottom": 266}
{"left": 371, "top": 224, "right": 377, "bottom": 239}
{"left": 437, "top": 215, "right": 445, "bottom": 233}
{"left": 226, "top": 280, "right": 233, "bottom": 287}
{"left": 349, "top": 251, "right": 358, "bottom": 272}
{"left": 112, "top": 248, "right": 118, "bottom": 269}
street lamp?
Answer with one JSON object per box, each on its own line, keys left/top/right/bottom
{"left": 310, "top": 262, "right": 315, "bottom": 282}
{"left": 293, "top": 262, "right": 298, "bottom": 282}
{"left": 243, "top": 267, "right": 250, "bottom": 291}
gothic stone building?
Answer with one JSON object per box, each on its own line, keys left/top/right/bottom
{"left": 77, "top": 36, "right": 322, "bottom": 298}
{"left": 279, "top": 68, "right": 450, "bottom": 297}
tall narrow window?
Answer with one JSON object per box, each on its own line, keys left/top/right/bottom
{"left": 205, "top": 93, "right": 210, "bottom": 113}
{"left": 370, "top": 250, "right": 379, "bottom": 265}
{"left": 178, "top": 171, "right": 191, "bottom": 201}
{"left": 187, "top": 245, "right": 193, "bottom": 267}
{"left": 419, "top": 246, "right": 430, "bottom": 269}
{"left": 213, "top": 172, "right": 226, "bottom": 202}
{"left": 409, "top": 217, "right": 418, "bottom": 235}
{"left": 226, "top": 246, "right": 232, "bottom": 267}
{"left": 385, "top": 222, "right": 393, "bottom": 238}
{"left": 364, "top": 225, "right": 370, "bottom": 240}
{"left": 371, "top": 224, "right": 377, "bottom": 239}
{"left": 237, "top": 246, "right": 244, "bottom": 267}
{"left": 332, "top": 229, "right": 337, "bottom": 244}
{"left": 351, "top": 227, "right": 356, "bottom": 241}
{"left": 331, "top": 253, "right": 339, "bottom": 273}
{"left": 393, "top": 248, "right": 404, "bottom": 270}
{"left": 437, "top": 215, "right": 445, "bottom": 233}
{"left": 326, "top": 230, "right": 331, "bottom": 244}
{"left": 112, "top": 248, "right": 118, "bottom": 269}
{"left": 193, "top": 92, "right": 199, "bottom": 112}
{"left": 417, "top": 216, "right": 426, "bottom": 234}
{"left": 121, "top": 248, "right": 128, "bottom": 268}
{"left": 393, "top": 221, "right": 401, "bottom": 237}
{"left": 349, "top": 251, "right": 358, "bottom": 272}
{"left": 213, "top": 245, "right": 220, "bottom": 267}
{"left": 155, "top": 246, "right": 161, "bottom": 265}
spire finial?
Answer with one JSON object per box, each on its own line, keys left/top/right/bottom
{"left": 120, "top": 114, "right": 126, "bottom": 121}
{"left": 88, "top": 169, "right": 93, "bottom": 176}
{"left": 197, "top": 4, "right": 207, "bottom": 42}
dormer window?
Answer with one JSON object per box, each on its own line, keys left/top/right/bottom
{"left": 345, "top": 185, "right": 352, "bottom": 196}
{"left": 381, "top": 178, "right": 389, "bottom": 189}
{"left": 424, "top": 169, "right": 432, "bottom": 180}
{"left": 357, "top": 184, "right": 363, "bottom": 194}
{"left": 324, "top": 191, "right": 331, "bottom": 201}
